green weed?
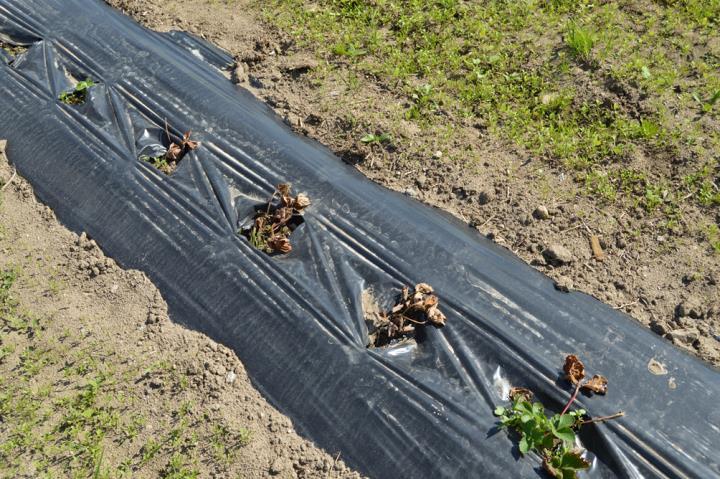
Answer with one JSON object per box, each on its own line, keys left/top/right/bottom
{"left": 360, "top": 132, "right": 392, "bottom": 145}
{"left": 162, "top": 453, "right": 199, "bottom": 479}
{"left": 140, "top": 155, "right": 173, "bottom": 175}
{"left": 565, "top": 23, "right": 595, "bottom": 62}
{"left": 267, "top": 0, "right": 720, "bottom": 218}
{"left": 210, "top": 423, "right": 251, "bottom": 464}
{"left": 706, "top": 224, "right": 720, "bottom": 254}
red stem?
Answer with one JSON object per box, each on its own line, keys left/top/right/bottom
{"left": 561, "top": 381, "right": 581, "bottom": 415}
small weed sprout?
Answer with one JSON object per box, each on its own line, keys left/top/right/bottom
{"left": 360, "top": 132, "right": 392, "bottom": 145}
{"left": 59, "top": 79, "right": 95, "bottom": 105}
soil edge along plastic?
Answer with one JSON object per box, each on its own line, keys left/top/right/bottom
{"left": 0, "top": 1, "right": 718, "bottom": 477}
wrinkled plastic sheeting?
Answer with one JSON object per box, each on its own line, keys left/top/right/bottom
{"left": 0, "top": 1, "right": 719, "bottom": 477}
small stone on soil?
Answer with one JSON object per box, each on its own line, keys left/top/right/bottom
{"left": 533, "top": 206, "right": 550, "bottom": 220}
{"left": 553, "top": 276, "right": 573, "bottom": 292}
{"left": 668, "top": 328, "right": 699, "bottom": 346}
{"left": 677, "top": 296, "right": 705, "bottom": 319}
{"left": 542, "top": 244, "right": 574, "bottom": 266}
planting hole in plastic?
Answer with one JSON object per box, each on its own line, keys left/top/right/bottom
{"left": 0, "top": 41, "right": 28, "bottom": 64}
{"left": 58, "top": 75, "right": 96, "bottom": 106}
{"left": 238, "top": 202, "right": 305, "bottom": 256}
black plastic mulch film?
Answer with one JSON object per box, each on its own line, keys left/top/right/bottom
{"left": 0, "top": 1, "right": 718, "bottom": 477}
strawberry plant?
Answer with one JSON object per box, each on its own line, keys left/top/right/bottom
{"left": 59, "top": 79, "right": 95, "bottom": 105}
{"left": 494, "top": 356, "right": 624, "bottom": 479}
{"left": 140, "top": 121, "right": 199, "bottom": 175}
{"left": 241, "top": 184, "right": 310, "bottom": 254}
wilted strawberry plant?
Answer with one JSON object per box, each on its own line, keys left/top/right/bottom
{"left": 241, "top": 183, "right": 310, "bottom": 254}
{"left": 368, "top": 283, "right": 447, "bottom": 347}
{"left": 494, "top": 355, "right": 624, "bottom": 479}
{"left": 140, "top": 121, "right": 199, "bottom": 175}
{"left": 59, "top": 79, "right": 95, "bottom": 105}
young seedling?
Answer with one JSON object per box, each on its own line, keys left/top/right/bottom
{"left": 367, "top": 283, "right": 447, "bottom": 347}
{"left": 360, "top": 132, "right": 392, "bottom": 145}
{"left": 58, "top": 79, "right": 95, "bottom": 105}
{"left": 494, "top": 355, "right": 624, "bottom": 479}
{"left": 360, "top": 133, "right": 393, "bottom": 168}
{"left": 140, "top": 120, "right": 199, "bottom": 175}
{"left": 241, "top": 183, "right": 310, "bottom": 254}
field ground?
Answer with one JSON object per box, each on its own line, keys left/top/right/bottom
{"left": 106, "top": 0, "right": 719, "bottom": 366}
{"left": 0, "top": 146, "right": 359, "bottom": 478}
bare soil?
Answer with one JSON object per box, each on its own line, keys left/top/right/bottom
{"left": 104, "top": 0, "right": 720, "bottom": 368}
{"left": 0, "top": 143, "right": 360, "bottom": 478}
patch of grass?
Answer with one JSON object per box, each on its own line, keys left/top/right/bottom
{"left": 706, "top": 224, "right": 720, "bottom": 254}
{"left": 1, "top": 267, "right": 39, "bottom": 335}
{"left": 565, "top": 22, "right": 595, "bottom": 62}
{"left": 0, "top": 267, "right": 255, "bottom": 478}
{"left": 162, "top": 453, "right": 199, "bottom": 479}
{"left": 267, "top": 0, "right": 720, "bottom": 219}
{"left": 684, "top": 162, "right": 720, "bottom": 207}
{"left": 210, "top": 422, "right": 252, "bottom": 464}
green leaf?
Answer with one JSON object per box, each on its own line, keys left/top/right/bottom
{"left": 553, "top": 427, "right": 575, "bottom": 444}
{"left": 641, "top": 66, "right": 651, "bottom": 79}
{"left": 360, "top": 134, "right": 376, "bottom": 143}
{"left": 518, "top": 436, "right": 529, "bottom": 454}
{"left": 556, "top": 414, "right": 574, "bottom": 430}
{"left": 561, "top": 451, "right": 591, "bottom": 469}
{"left": 494, "top": 406, "right": 506, "bottom": 416}
{"left": 517, "top": 401, "right": 533, "bottom": 414}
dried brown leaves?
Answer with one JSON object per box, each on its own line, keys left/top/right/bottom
{"left": 563, "top": 354, "right": 608, "bottom": 395}
{"left": 369, "top": 283, "right": 447, "bottom": 347}
{"left": 563, "top": 354, "right": 586, "bottom": 385}
{"left": 244, "top": 183, "right": 310, "bottom": 254}
{"left": 509, "top": 387, "right": 533, "bottom": 403}
{"left": 165, "top": 130, "right": 199, "bottom": 163}
{"left": 581, "top": 375, "right": 608, "bottom": 395}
